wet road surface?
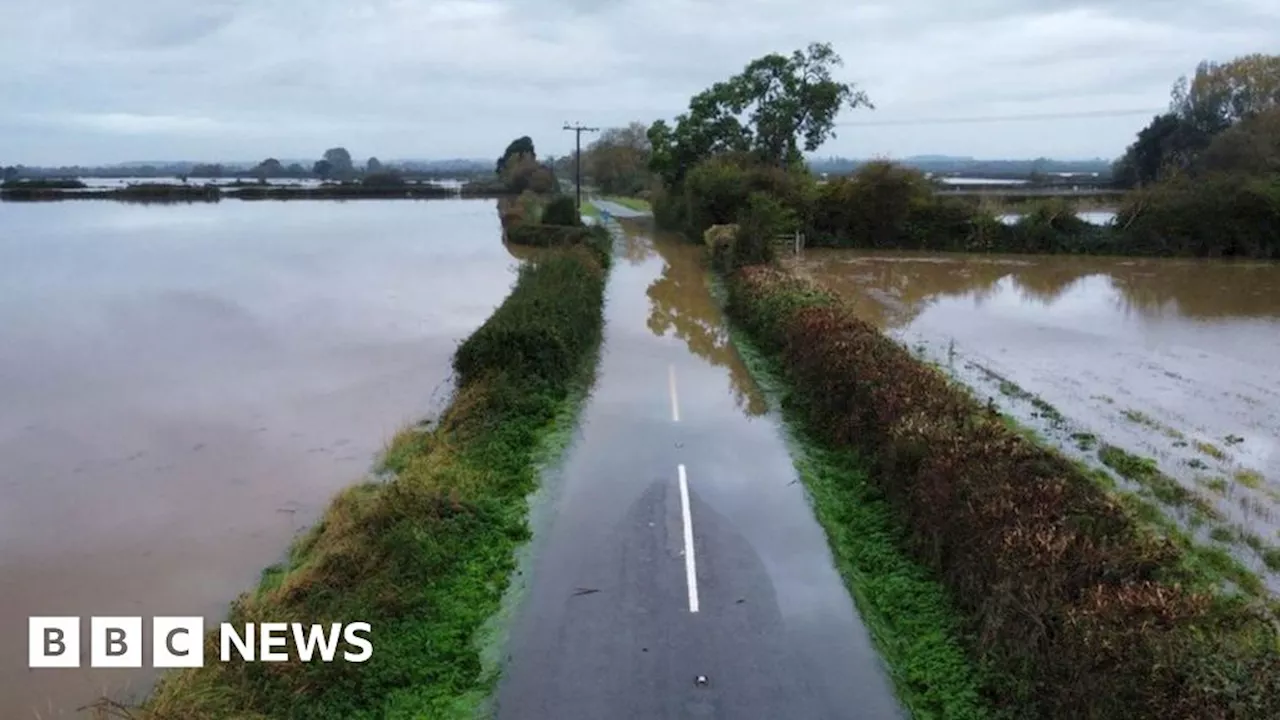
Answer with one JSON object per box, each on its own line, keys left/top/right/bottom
{"left": 496, "top": 218, "right": 902, "bottom": 719}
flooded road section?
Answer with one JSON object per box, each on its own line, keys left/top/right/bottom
{"left": 0, "top": 200, "right": 517, "bottom": 717}
{"left": 497, "top": 223, "right": 901, "bottom": 719}
{"left": 795, "top": 249, "right": 1280, "bottom": 583}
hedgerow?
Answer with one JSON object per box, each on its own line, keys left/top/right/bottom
{"left": 724, "top": 265, "right": 1280, "bottom": 719}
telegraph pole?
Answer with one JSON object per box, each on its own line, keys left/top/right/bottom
{"left": 562, "top": 122, "right": 599, "bottom": 210}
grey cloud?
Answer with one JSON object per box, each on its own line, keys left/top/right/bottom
{"left": 0, "top": 0, "right": 1276, "bottom": 165}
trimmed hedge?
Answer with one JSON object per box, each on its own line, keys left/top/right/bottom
{"left": 454, "top": 247, "right": 607, "bottom": 387}
{"left": 724, "top": 265, "right": 1280, "bottom": 719}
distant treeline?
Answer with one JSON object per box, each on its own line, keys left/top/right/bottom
{"left": 0, "top": 152, "right": 495, "bottom": 183}
{"left": 0, "top": 177, "right": 517, "bottom": 203}
{"left": 807, "top": 155, "right": 1114, "bottom": 180}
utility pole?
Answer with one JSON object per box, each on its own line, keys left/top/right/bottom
{"left": 562, "top": 122, "right": 599, "bottom": 210}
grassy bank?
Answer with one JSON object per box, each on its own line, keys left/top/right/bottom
{"left": 722, "top": 264, "right": 1280, "bottom": 719}
{"left": 140, "top": 243, "right": 610, "bottom": 719}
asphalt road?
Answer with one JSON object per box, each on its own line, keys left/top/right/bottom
{"left": 495, "top": 215, "right": 903, "bottom": 719}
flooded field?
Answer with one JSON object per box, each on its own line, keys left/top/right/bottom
{"left": 0, "top": 200, "right": 517, "bottom": 717}
{"left": 794, "top": 249, "right": 1280, "bottom": 587}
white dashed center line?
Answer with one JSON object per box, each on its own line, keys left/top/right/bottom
{"left": 678, "top": 463, "right": 699, "bottom": 613}
{"left": 668, "top": 364, "right": 681, "bottom": 423}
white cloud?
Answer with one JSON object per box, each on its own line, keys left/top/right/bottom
{"left": 0, "top": 0, "right": 1276, "bottom": 164}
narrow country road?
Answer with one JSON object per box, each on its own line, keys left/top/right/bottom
{"left": 495, "top": 209, "right": 903, "bottom": 719}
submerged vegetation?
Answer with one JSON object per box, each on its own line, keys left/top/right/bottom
{"left": 139, "top": 138, "right": 610, "bottom": 719}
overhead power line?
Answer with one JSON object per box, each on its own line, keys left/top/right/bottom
{"left": 835, "top": 108, "right": 1165, "bottom": 127}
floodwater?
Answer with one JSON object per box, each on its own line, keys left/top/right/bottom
{"left": 794, "top": 249, "right": 1280, "bottom": 581}
{"left": 0, "top": 199, "right": 518, "bottom": 717}
{"left": 998, "top": 210, "right": 1117, "bottom": 225}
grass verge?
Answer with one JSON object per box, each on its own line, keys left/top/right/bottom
{"left": 602, "top": 195, "right": 651, "bottom": 213}
{"left": 139, "top": 245, "right": 610, "bottom": 719}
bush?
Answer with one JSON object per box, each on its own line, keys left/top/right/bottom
{"left": 540, "top": 195, "right": 581, "bottom": 227}
{"left": 724, "top": 265, "right": 1280, "bottom": 719}
{"left": 665, "top": 154, "right": 813, "bottom": 240}
{"left": 454, "top": 249, "right": 606, "bottom": 386}
{"left": 1004, "top": 197, "right": 1111, "bottom": 254}
{"left": 1116, "top": 173, "right": 1280, "bottom": 258}
{"left": 812, "top": 161, "right": 934, "bottom": 247}
{"left": 720, "top": 192, "right": 790, "bottom": 270}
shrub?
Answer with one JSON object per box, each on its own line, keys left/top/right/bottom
{"left": 812, "top": 161, "right": 935, "bottom": 247}
{"left": 540, "top": 195, "right": 581, "bottom": 227}
{"left": 668, "top": 154, "right": 813, "bottom": 240}
{"left": 1116, "top": 173, "right": 1280, "bottom": 258}
{"left": 723, "top": 266, "right": 1280, "bottom": 719}
{"left": 723, "top": 192, "right": 790, "bottom": 270}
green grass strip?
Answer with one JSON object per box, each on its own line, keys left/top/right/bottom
{"left": 602, "top": 195, "right": 651, "bottom": 212}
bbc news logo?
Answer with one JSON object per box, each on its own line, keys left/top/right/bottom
{"left": 29, "top": 617, "right": 372, "bottom": 668}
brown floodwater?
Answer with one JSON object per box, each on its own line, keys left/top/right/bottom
{"left": 794, "top": 249, "right": 1280, "bottom": 585}
{"left": 0, "top": 199, "right": 518, "bottom": 717}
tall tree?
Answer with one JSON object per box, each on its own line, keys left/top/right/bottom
{"left": 313, "top": 159, "right": 333, "bottom": 180}
{"left": 497, "top": 136, "right": 536, "bottom": 174}
{"left": 1114, "top": 53, "right": 1280, "bottom": 187}
{"left": 1196, "top": 107, "right": 1280, "bottom": 176}
{"left": 366, "top": 157, "right": 383, "bottom": 173}
{"left": 584, "top": 122, "right": 653, "bottom": 195}
{"left": 1113, "top": 113, "right": 1201, "bottom": 188}
{"left": 322, "top": 147, "right": 355, "bottom": 179}
{"left": 253, "top": 158, "right": 284, "bottom": 179}
{"left": 1173, "top": 54, "right": 1280, "bottom": 136}
{"left": 649, "top": 42, "right": 871, "bottom": 187}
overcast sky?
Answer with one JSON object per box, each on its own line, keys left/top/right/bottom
{"left": 1, "top": 0, "right": 1276, "bottom": 166}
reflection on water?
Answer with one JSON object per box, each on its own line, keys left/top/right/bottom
{"left": 795, "top": 249, "right": 1280, "bottom": 580}
{"left": 616, "top": 221, "right": 766, "bottom": 417}
{"left": 0, "top": 199, "right": 515, "bottom": 717}
{"left": 800, "top": 250, "right": 1280, "bottom": 334}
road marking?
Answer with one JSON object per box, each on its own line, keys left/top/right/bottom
{"left": 678, "top": 464, "right": 699, "bottom": 613}
{"left": 668, "top": 364, "right": 681, "bottom": 422}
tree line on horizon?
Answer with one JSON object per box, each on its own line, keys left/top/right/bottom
{"left": 0, "top": 150, "right": 497, "bottom": 184}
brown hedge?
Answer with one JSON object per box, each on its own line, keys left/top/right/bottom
{"left": 725, "top": 265, "right": 1280, "bottom": 719}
